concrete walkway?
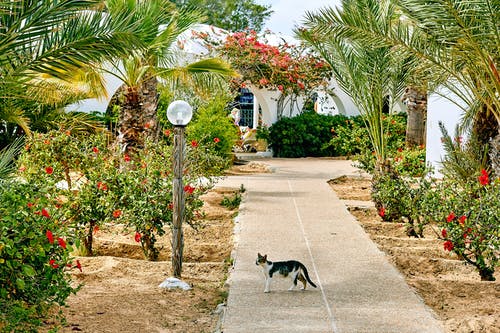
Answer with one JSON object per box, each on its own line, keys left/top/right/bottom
{"left": 217, "top": 158, "right": 444, "bottom": 333}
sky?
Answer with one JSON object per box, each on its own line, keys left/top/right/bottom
{"left": 257, "top": 0, "right": 342, "bottom": 36}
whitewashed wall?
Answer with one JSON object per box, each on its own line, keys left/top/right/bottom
{"left": 426, "top": 88, "right": 466, "bottom": 177}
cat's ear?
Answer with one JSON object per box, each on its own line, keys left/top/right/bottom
{"left": 263, "top": 254, "right": 267, "bottom": 260}
{"left": 257, "top": 252, "right": 261, "bottom": 258}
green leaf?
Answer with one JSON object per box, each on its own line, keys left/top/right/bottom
{"left": 22, "top": 264, "right": 36, "bottom": 277}
{"left": 16, "top": 278, "right": 25, "bottom": 290}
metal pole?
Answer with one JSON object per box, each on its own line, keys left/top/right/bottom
{"left": 172, "top": 125, "right": 185, "bottom": 278}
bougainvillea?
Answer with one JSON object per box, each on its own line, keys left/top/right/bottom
{"left": 196, "top": 29, "right": 332, "bottom": 98}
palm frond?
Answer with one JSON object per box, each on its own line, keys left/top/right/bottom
{"left": 0, "top": 137, "right": 24, "bottom": 182}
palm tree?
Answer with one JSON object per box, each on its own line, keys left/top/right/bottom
{"left": 0, "top": 0, "right": 147, "bottom": 146}
{"left": 104, "top": 0, "right": 236, "bottom": 155}
{"left": 298, "top": 0, "right": 411, "bottom": 174}
{"left": 394, "top": 0, "right": 500, "bottom": 173}
{"left": 318, "top": 0, "right": 500, "bottom": 172}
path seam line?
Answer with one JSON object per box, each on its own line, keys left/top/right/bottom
{"left": 288, "top": 180, "right": 339, "bottom": 333}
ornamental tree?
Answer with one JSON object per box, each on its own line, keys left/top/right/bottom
{"left": 198, "top": 29, "right": 333, "bottom": 118}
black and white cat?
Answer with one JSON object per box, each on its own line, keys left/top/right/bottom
{"left": 255, "top": 253, "right": 317, "bottom": 293}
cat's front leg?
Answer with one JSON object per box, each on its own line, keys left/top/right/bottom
{"left": 264, "top": 277, "right": 271, "bottom": 293}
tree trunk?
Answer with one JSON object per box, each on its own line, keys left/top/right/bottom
{"left": 490, "top": 133, "right": 500, "bottom": 177}
{"left": 473, "top": 106, "right": 500, "bottom": 177}
{"left": 84, "top": 220, "right": 95, "bottom": 256}
{"left": 139, "top": 76, "right": 160, "bottom": 142}
{"left": 113, "top": 76, "right": 159, "bottom": 155}
{"left": 403, "top": 86, "right": 427, "bottom": 148}
{"left": 117, "top": 86, "right": 143, "bottom": 155}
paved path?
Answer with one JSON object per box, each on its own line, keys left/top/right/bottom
{"left": 217, "top": 158, "right": 443, "bottom": 333}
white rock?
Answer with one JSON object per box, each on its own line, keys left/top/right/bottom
{"left": 158, "top": 277, "right": 192, "bottom": 291}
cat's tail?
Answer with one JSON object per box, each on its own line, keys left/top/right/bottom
{"left": 300, "top": 264, "right": 317, "bottom": 288}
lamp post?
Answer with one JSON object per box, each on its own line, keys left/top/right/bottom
{"left": 166, "top": 100, "right": 192, "bottom": 278}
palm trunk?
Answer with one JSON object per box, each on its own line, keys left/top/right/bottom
{"left": 117, "top": 86, "right": 143, "bottom": 155}
{"left": 473, "top": 106, "right": 500, "bottom": 177}
{"left": 140, "top": 76, "right": 160, "bottom": 142}
{"left": 490, "top": 133, "right": 500, "bottom": 177}
{"left": 403, "top": 86, "right": 427, "bottom": 148}
{"left": 114, "top": 77, "right": 160, "bottom": 155}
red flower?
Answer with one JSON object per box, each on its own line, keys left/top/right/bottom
{"left": 97, "top": 182, "right": 108, "bottom": 191}
{"left": 446, "top": 212, "right": 455, "bottom": 223}
{"left": 113, "top": 210, "right": 122, "bottom": 218}
{"left": 458, "top": 215, "right": 467, "bottom": 225}
{"left": 44, "top": 139, "right": 50, "bottom": 145}
{"left": 46, "top": 230, "right": 54, "bottom": 244}
{"left": 41, "top": 208, "right": 50, "bottom": 218}
{"left": 92, "top": 147, "right": 99, "bottom": 154}
{"left": 213, "top": 137, "right": 220, "bottom": 143}
{"left": 164, "top": 129, "right": 171, "bottom": 137}
{"left": 478, "top": 169, "right": 489, "bottom": 185}
{"left": 49, "top": 259, "right": 59, "bottom": 269}
{"left": 57, "top": 237, "right": 67, "bottom": 249}
{"left": 297, "top": 81, "right": 305, "bottom": 89}
{"left": 397, "top": 147, "right": 403, "bottom": 153}
{"left": 191, "top": 140, "right": 199, "bottom": 148}
{"left": 259, "top": 78, "right": 269, "bottom": 86}
{"left": 441, "top": 229, "right": 447, "bottom": 238}
{"left": 45, "top": 166, "right": 54, "bottom": 175}
{"left": 76, "top": 260, "right": 82, "bottom": 272}
{"left": 278, "top": 85, "right": 284, "bottom": 92}
{"left": 144, "top": 122, "right": 151, "bottom": 129}
{"left": 184, "top": 185, "right": 195, "bottom": 194}
{"left": 27, "top": 202, "right": 34, "bottom": 209}
{"left": 168, "top": 203, "right": 174, "bottom": 210}
{"left": 443, "top": 240, "right": 454, "bottom": 251}
{"left": 378, "top": 207, "right": 385, "bottom": 218}
{"left": 134, "top": 232, "right": 141, "bottom": 243}
{"left": 93, "top": 225, "right": 99, "bottom": 235}
{"left": 124, "top": 154, "right": 131, "bottom": 162}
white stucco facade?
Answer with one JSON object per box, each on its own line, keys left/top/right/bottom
{"left": 426, "top": 87, "right": 467, "bottom": 177}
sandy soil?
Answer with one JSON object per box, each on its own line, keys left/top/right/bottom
{"left": 329, "top": 177, "right": 500, "bottom": 333}
{"left": 43, "top": 184, "right": 242, "bottom": 333}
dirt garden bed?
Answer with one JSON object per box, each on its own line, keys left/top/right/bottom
{"left": 42, "top": 183, "right": 242, "bottom": 332}
{"left": 329, "top": 176, "right": 500, "bottom": 333}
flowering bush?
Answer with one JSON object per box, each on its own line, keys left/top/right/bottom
{"left": 372, "top": 173, "right": 435, "bottom": 237}
{"left": 115, "top": 140, "right": 205, "bottom": 261}
{"left": 0, "top": 181, "right": 79, "bottom": 331}
{"left": 18, "top": 131, "right": 121, "bottom": 256}
{"left": 16, "top": 130, "right": 224, "bottom": 261}
{"left": 391, "top": 146, "right": 427, "bottom": 177}
{"left": 431, "top": 170, "right": 500, "bottom": 281}
{"left": 198, "top": 29, "right": 332, "bottom": 102}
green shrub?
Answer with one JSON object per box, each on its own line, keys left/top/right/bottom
{"left": 187, "top": 96, "right": 239, "bottom": 165}
{"left": 392, "top": 146, "right": 427, "bottom": 177}
{"left": 371, "top": 174, "right": 434, "bottom": 237}
{"left": 269, "top": 112, "right": 349, "bottom": 157}
{"left": 350, "top": 114, "right": 408, "bottom": 173}
{"left": 420, "top": 126, "right": 499, "bottom": 281}
{"left": 0, "top": 181, "right": 78, "bottom": 332}
{"left": 17, "top": 131, "right": 121, "bottom": 256}
{"left": 428, "top": 172, "right": 499, "bottom": 281}
{"left": 326, "top": 116, "right": 368, "bottom": 157}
